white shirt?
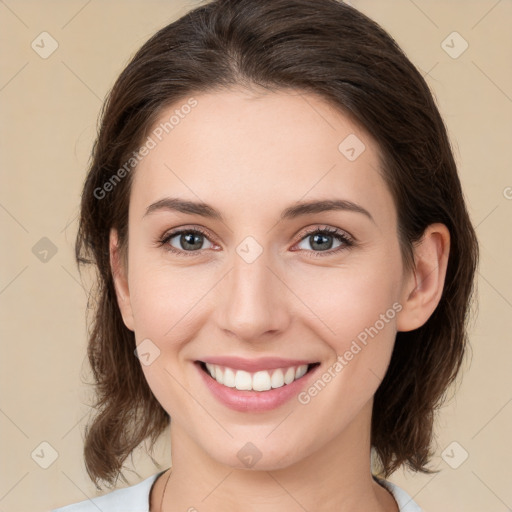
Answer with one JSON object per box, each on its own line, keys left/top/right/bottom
{"left": 51, "top": 471, "right": 423, "bottom": 511}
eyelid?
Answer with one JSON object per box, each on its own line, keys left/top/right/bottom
{"left": 295, "top": 225, "right": 355, "bottom": 244}
{"left": 290, "top": 225, "right": 355, "bottom": 257}
{"left": 158, "top": 224, "right": 355, "bottom": 256}
{"left": 158, "top": 225, "right": 218, "bottom": 255}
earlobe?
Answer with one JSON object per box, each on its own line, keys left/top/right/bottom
{"left": 396, "top": 223, "right": 450, "bottom": 332}
{"left": 109, "top": 228, "right": 135, "bottom": 331}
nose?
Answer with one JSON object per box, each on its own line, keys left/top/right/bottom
{"left": 214, "top": 247, "right": 291, "bottom": 343}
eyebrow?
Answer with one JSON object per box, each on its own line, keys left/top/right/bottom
{"left": 143, "top": 197, "right": 375, "bottom": 224}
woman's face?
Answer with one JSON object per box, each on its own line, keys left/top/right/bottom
{"left": 113, "top": 87, "right": 415, "bottom": 470}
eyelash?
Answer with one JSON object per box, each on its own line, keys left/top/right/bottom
{"left": 156, "top": 225, "right": 355, "bottom": 258}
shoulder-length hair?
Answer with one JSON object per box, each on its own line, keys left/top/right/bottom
{"left": 75, "top": 0, "right": 479, "bottom": 489}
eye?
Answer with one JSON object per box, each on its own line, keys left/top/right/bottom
{"left": 158, "top": 227, "right": 216, "bottom": 256}
{"left": 293, "top": 226, "right": 354, "bottom": 257}
{"left": 157, "top": 225, "right": 355, "bottom": 258}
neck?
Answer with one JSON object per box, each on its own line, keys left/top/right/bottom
{"left": 156, "top": 400, "right": 397, "bottom": 512}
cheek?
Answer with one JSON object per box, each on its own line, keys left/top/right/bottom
{"left": 127, "top": 255, "right": 214, "bottom": 413}
{"left": 291, "top": 286, "right": 399, "bottom": 448}
{"left": 128, "top": 241, "right": 402, "bottom": 354}
{"left": 288, "top": 254, "right": 402, "bottom": 411}
{"left": 292, "top": 259, "right": 401, "bottom": 349}
{"left": 128, "top": 256, "right": 211, "bottom": 339}
{"left": 130, "top": 262, "right": 200, "bottom": 416}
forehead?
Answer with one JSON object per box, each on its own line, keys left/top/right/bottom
{"left": 130, "top": 87, "right": 394, "bottom": 225}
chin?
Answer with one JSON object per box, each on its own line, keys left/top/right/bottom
{"left": 199, "top": 431, "right": 316, "bottom": 473}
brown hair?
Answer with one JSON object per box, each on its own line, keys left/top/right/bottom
{"left": 75, "top": 0, "right": 479, "bottom": 489}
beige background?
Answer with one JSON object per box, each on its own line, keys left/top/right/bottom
{"left": 1, "top": 0, "right": 511, "bottom": 511}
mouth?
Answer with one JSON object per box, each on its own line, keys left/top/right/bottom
{"left": 194, "top": 359, "right": 321, "bottom": 412}
{"left": 196, "top": 361, "right": 320, "bottom": 392}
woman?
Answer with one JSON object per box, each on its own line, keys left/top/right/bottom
{"left": 52, "top": 0, "right": 479, "bottom": 510}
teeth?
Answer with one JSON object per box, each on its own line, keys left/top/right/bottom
{"left": 205, "top": 363, "right": 215, "bottom": 378}
{"left": 284, "top": 367, "right": 295, "bottom": 384}
{"left": 253, "top": 371, "right": 272, "bottom": 391}
{"left": 204, "top": 363, "right": 310, "bottom": 391}
{"left": 271, "top": 369, "right": 284, "bottom": 388}
{"left": 235, "top": 370, "right": 252, "bottom": 390}
{"left": 295, "top": 365, "right": 308, "bottom": 379}
{"left": 223, "top": 367, "right": 236, "bottom": 388}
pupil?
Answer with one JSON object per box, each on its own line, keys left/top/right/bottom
{"left": 182, "top": 232, "right": 202, "bottom": 250}
{"left": 312, "top": 233, "right": 332, "bottom": 251}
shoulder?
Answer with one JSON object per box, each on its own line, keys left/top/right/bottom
{"left": 51, "top": 471, "right": 165, "bottom": 512}
{"left": 373, "top": 476, "right": 424, "bottom": 512}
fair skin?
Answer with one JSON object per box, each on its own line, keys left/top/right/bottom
{"left": 110, "top": 87, "right": 450, "bottom": 512}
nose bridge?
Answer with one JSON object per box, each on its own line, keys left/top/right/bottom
{"left": 216, "top": 241, "right": 289, "bottom": 341}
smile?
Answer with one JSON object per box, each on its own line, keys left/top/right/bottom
{"left": 202, "top": 362, "right": 311, "bottom": 391}
{"left": 195, "top": 358, "right": 320, "bottom": 412}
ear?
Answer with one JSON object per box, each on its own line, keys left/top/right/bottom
{"left": 109, "top": 228, "right": 135, "bottom": 331}
{"left": 396, "top": 223, "right": 450, "bottom": 332}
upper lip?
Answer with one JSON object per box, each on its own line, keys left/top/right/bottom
{"left": 197, "top": 356, "right": 317, "bottom": 372}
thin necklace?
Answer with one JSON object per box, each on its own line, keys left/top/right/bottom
{"left": 159, "top": 468, "right": 173, "bottom": 511}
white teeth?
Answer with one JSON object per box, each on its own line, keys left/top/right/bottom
{"left": 205, "top": 363, "right": 215, "bottom": 378}
{"left": 203, "top": 363, "right": 312, "bottom": 391}
{"left": 284, "top": 367, "right": 295, "bottom": 384}
{"left": 295, "top": 365, "right": 308, "bottom": 379}
{"left": 215, "top": 367, "right": 224, "bottom": 385}
{"left": 235, "top": 370, "right": 252, "bottom": 390}
{"left": 253, "top": 371, "right": 272, "bottom": 391}
{"left": 271, "top": 369, "right": 284, "bottom": 388}
{"left": 223, "top": 367, "right": 236, "bottom": 388}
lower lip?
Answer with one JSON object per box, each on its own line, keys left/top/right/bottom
{"left": 196, "top": 363, "right": 319, "bottom": 412}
